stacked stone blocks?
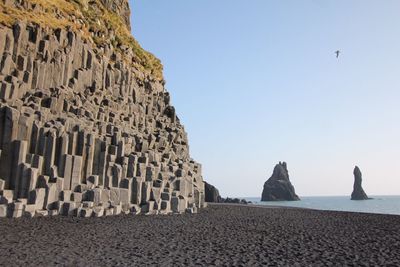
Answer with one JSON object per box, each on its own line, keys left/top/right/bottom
{"left": 0, "top": 3, "right": 205, "bottom": 218}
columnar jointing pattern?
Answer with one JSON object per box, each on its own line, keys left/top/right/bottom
{"left": 0, "top": 19, "right": 205, "bottom": 218}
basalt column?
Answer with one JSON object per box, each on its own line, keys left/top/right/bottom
{"left": 0, "top": 0, "right": 205, "bottom": 217}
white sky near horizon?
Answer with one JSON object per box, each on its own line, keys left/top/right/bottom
{"left": 131, "top": 0, "right": 400, "bottom": 197}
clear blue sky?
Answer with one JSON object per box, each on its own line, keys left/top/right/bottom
{"left": 131, "top": 0, "right": 400, "bottom": 197}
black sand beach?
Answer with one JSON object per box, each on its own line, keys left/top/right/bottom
{"left": 1, "top": 204, "right": 400, "bottom": 266}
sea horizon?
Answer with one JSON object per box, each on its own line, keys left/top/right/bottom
{"left": 242, "top": 194, "right": 400, "bottom": 198}
{"left": 243, "top": 195, "right": 400, "bottom": 216}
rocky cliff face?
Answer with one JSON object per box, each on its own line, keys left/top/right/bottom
{"left": 0, "top": 0, "right": 205, "bottom": 218}
{"left": 261, "top": 162, "right": 300, "bottom": 201}
{"left": 204, "top": 181, "right": 221, "bottom": 203}
{"left": 351, "top": 166, "right": 369, "bottom": 200}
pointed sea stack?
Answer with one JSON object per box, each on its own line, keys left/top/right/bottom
{"left": 261, "top": 162, "right": 300, "bottom": 201}
{"left": 351, "top": 166, "right": 370, "bottom": 200}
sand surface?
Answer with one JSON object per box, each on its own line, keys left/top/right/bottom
{"left": 1, "top": 204, "right": 400, "bottom": 266}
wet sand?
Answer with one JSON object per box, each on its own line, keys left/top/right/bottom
{"left": 0, "top": 204, "right": 400, "bottom": 266}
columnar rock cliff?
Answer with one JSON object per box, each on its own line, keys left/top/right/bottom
{"left": 351, "top": 166, "right": 369, "bottom": 200}
{"left": 0, "top": 0, "right": 205, "bottom": 218}
{"left": 261, "top": 162, "right": 300, "bottom": 201}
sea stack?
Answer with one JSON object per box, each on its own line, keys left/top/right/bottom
{"left": 204, "top": 182, "right": 221, "bottom": 203}
{"left": 351, "top": 166, "right": 370, "bottom": 200}
{"left": 0, "top": 0, "right": 206, "bottom": 217}
{"left": 261, "top": 162, "right": 300, "bottom": 201}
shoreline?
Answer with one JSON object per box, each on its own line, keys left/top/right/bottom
{"left": 209, "top": 202, "right": 312, "bottom": 210}
{"left": 1, "top": 204, "right": 400, "bottom": 266}
{"left": 219, "top": 202, "right": 400, "bottom": 217}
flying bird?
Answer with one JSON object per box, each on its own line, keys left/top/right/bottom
{"left": 335, "top": 50, "right": 340, "bottom": 58}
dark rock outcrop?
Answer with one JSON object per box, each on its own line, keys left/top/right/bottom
{"left": 261, "top": 162, "right": 300, "bottom": 201}
{"left": 204, "top": 181, "right": 250, "bottom": 204}
{"left": 204, "top": 182, "right": 221, "bottom": 203}
{"left": 351, "top": 166, "right": 370, "bottom": 200}
{"left": 220, "top": 197, "right": 250, "bottom": 205}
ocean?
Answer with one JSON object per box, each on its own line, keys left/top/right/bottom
{"left": 245, "top": 196, "right": 400, "bottom": 216}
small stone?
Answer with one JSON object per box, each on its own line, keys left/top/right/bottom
{"left": 0, "top": 204, "right": 8, "bottom": 217}
{"left": 93, "top": 206, "right": 104, "bottom": 217}
{"left": 48, "top": 209, "right": 59, "bottom": 216}
{"left": 112, "top": 204, "right": 122, "bottom": 215}
{"left": 104, "top": 208, "right": 113, "bottom": 216}
{"left": 79, "top": 208, "right": 93, "bottom": 218}
{"left": 0, "top": 190, "right": 14, "bottom": 203}
{"left": 35, "top": 209, "right": 49, "bottom": 216}
{"left": 61, "top": 202, "right": 76, "bottom": 216}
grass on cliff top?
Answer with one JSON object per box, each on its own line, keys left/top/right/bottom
{"left": 0, "top": 0, "right": 163, "bottom": 80}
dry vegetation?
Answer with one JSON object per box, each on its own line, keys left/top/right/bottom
{"left": 0, "top": 0, "right": 163, "bottom": 80}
